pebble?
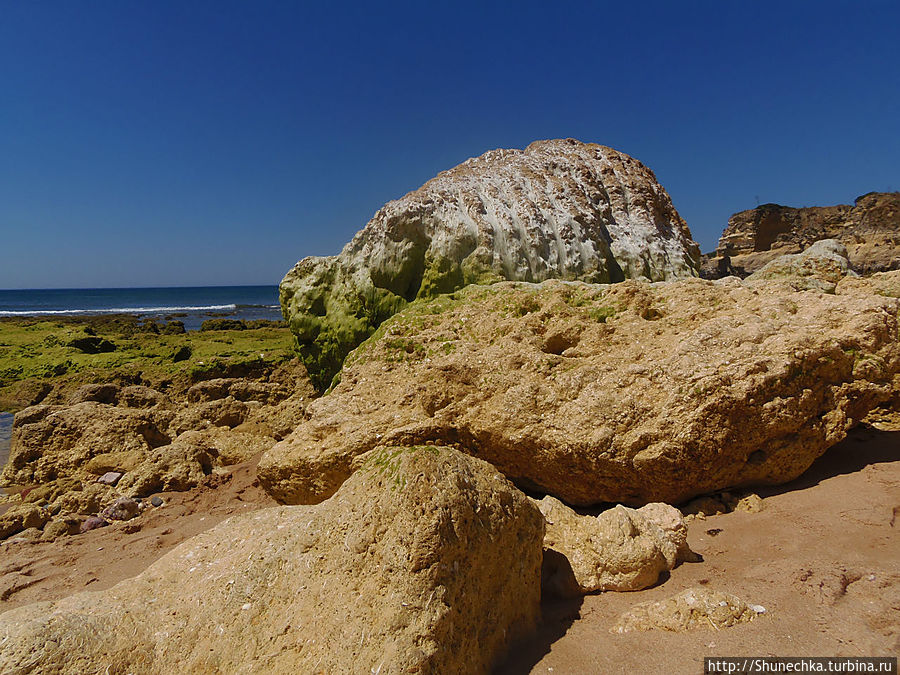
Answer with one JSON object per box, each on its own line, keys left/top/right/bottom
{"left": 96, "top": 471, "right": 123, "bottom": 486}
{"left": 80, "top": 516, "right": 109, "bottom": 533}
{"left": 150, "top": 496, "right": 164, "bottom": 507}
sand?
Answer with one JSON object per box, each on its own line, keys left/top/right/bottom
{"left": 0, "top": 422, "right": 897, "bottom": 673}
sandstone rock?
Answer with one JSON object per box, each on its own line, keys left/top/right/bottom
{"left": 281, "top": 138, "right": 700, "bottom": 387}
{"left": 714, "top": 192, "right": 900, "bottom": 276}
{"left": 537, "top": 497, "right": 681, "bottom": 593}
{"left": 259, "top": 277, "right": 900, "bottom": 506}
{"left": 0, "top": 447, "right": 544, "bottom": 674}
{"left": 67, "top": 383, "right": 120, "bottom": 405}
{"left": 169, "top": 397, "right": 250, "bottom": 435}
{"left": 118, "top": 385, "right": 168, "bottom": 408}
{"left": 84, "top": 450, "right": 145, "bottom": 475}
{"left": 836, "top": 269, "right": 900, "bottom": 299}
{"left": 51, "top": 483, "right": 113, "bottom": 517}
{"left": 117, "top": 439, "right": 216, "bottom": 497}
{"left": 636, "top": 502, "right": 697, "bottom": 562}
{"left": 0, "top": 503, "right": 50, "bottom": 540}
{"left": 2, "top": 402, "right": 172, "bottom": 485}
{"left": 745, "top": 239, "right": 855, "bottom": 292}
{"left": 611, "top": 587, "right": 763, "bottom": 633}
{"left": 41, "top": 515, "right": 82, "bottom": 541}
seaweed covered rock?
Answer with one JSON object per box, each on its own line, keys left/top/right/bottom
{"left": 259, "top": 277, "right": 900, "bottom": 506}
{"left": 281, "top": 139, "right": 701, "bottom": 387}
{"left": 0, "top": 447, "right": 544, "bottom": 674}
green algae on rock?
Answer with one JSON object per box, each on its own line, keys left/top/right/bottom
{"left": 280, "top": 139, "right": 701, "bottom": 388}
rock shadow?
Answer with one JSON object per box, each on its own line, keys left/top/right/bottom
{"left": 758, "top": 424, "right": 899, "bottom": 497}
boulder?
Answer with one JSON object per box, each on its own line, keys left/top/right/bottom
{"left": 281, "top": 138, "right": 701, "bottom": 388}
{"left": 0, "top": 446, "right": 544, "bottom": 674}
{"left": 2, "top": 402, "right": 173, "bottom": 485}
{"left": 713, "top": 191, "right": 900, "bottom": 277}
{"left": 745, "top": 239, "right": 856, "bottom": 292}
{"left": 0, "top": 503, "right": 50, "bottom": 540}
{"left": 536, "top": 498, "right": 689, "bottom": 594}
{"left": 259, "top": 277, "right": 900, "bottom": 506}
{"left": 611, "top": 587, "right": 765, "bottom": 633}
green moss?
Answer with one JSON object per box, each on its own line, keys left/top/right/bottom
{"left": 0, "top": 318, "right": 295, "bottom": 412}
{"left": 587, "top": 306, "right": 617, "bottom": 323}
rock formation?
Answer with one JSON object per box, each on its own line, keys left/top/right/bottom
{"left": 281, "top": 138, "right": 701, "bottom": 388}
{"left": 0, "top": 446, "right": 544, "bottom": 675}
{"left": 259, "top": 277, "right": 900, "bottom": 506}
{"left": 711, "top": 192, "right": 900, "bottom": 276}
{"left": 745, "top": 239, "right": 856, "bottom": 293}
{"left": 537, "top": 497, "right": 693, "bottom": 594}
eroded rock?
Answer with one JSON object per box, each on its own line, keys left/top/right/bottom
{"left": 259, "top": 278, "right": 900, "bottom": 506}
{"left": 745, "top": 239, "right": 856, "bottom": 292}
{"left": 0, "top": 446, "right": 544, "bottom": 674}
{"left": 281, "top": 139, "right": 700, "bottom": 387}
{"left": 611, "top": 587, "right": 764, "bottom": 633}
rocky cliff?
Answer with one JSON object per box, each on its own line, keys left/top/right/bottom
{"left": 713, "top": 192, "right": 900, "bottom": 276}
{"left": 281, "top": 138, "right": 701, "bottom": 387}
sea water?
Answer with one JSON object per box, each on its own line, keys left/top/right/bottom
{"left": 0, "top": 412, "right": 12, "bottom": 472}
{"left": 0, "top": 286, "right": 282, "bottom": 331}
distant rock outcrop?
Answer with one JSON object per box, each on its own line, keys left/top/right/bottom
{"left": 281, "top": 139, "right": 701, "bottom": 388}
{"left": 711, "top": 192, "right": 900, "bottom": 277}
{"left": 259, "top": 277, "right": 900, "bottom": 507}
{"left": 0, "top": 446, "right": 544, "bottom": 675}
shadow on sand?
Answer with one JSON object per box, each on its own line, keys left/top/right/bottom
{"left": 758, "top": 423, "right": 899, "bottom": 497}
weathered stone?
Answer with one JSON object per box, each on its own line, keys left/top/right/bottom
{"left": 281, "top": 138, "right": 701, "bottom": 388}
{"left": 2, "top": 402, "right": 172, "bottom": 485}
{"left": 745, "top": 239, "right": 856, "bottom": 292}
{"left": 84, "top": 451, "right": 145, "bottom": 475}
{"left": 714, "top": 191, "right": 900, "bottom": 277}
{"left": 100, "top": 496, "right": 140, "bottom": 522}
{"left": 611, "top": 587, "right": 764, "bottom": 633}
{"left": 66, "top": 383, "right": 120, "bottom": 405}
{"left": 259, "top": 278, "right": 900, "bottom": 506}
{"left": 0, "top": 447, "right": 544, "bottom": 674}
{"left": 41, "top": 516, "right": 82, "bottom": 541}
{"left": 537, "top": 498, "right": 680, "bottom": 593}
{"left": 79, "top": 516, "right": 108, "bottom": 533}
{"left": 0, "top": 504, "right": 50, "bottom": 540}
{"left": 96, "top": 471, "right": 122, "bottom": 486}
{"left": 117, "top": 440, "right": 216, "bottom": 497}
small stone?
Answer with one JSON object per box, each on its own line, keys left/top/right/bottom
{"left": 748, "top": 604, "right": 767, "bottom": 614}
{"left": 100, "top": 497, "right": 140, "bottom": 522}
{"left": 80, "top": 516, "right": 109, "bottom": 533}
{"left": 96, "top": 471, "right": 123, "bottom": 486}
{"left": 150, "top": 496, "right": 164, "bottom": 507}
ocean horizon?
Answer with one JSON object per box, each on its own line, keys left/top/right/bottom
{"left": 0, "top": 285, "right": 283, "bottom": 330}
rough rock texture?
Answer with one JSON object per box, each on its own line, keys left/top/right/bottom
{"left": 0, "top": 446, "right": 544, "bottom": 675}
{"left": 0, "top": 504, "right": 50, "bottom": 539}
{"left": 1, "top": 402, "right": 173, "bottom": 485}
{"left": 745, "top": 239, "right": 856, "bottom": 293}
{"left": 537, "top": 497, "right": 687, "bottom": 593}
{"left": 281, "top": 138, "right": 701, "bottom": 387}
{"left": 259, "top": 277, "right": 900, "bottom": 506}
{"left": 611, "top": 588, "right": 763, "bottom": 633}
{"left": 713, "top": 192, "right": 900, "bottom": 276}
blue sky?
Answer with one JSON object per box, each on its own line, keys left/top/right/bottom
{"left": 1, "top": 1, "right": 897, "bottom": 288}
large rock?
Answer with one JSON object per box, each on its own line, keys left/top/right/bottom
{"left": 0, "top": 446, "right": 544, "bottom": 674}
{"left": 259, "top": 277, "right": 900, "bottom": 506}
{"left": 281, "top": 138, "right": 701, "bottom": 387}
{"left": 713, "top": 191, "right": 900, "bottom": 276}
{"left": 1, "top": 402, "right": 173, "bottom": 485}
{"left": 745, "top": 239, "right": 855, "bottom": 293}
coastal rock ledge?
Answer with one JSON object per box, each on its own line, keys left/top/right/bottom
{"left": 281, "top": 138, "right": 701, "bottom": 387}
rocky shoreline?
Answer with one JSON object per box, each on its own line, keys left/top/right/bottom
{"left": 1, "top": 140, "right": 898, "bottom": 672}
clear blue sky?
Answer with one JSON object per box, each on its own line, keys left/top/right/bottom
{"left": 1, "top": 1, "right": 898, "bottom": 289}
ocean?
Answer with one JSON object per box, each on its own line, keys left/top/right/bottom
{"left": 0, "top": 286, "right": 283, "bottom": 331}
{"left": 0, "top": 412, "right": 11, "bottom": 474}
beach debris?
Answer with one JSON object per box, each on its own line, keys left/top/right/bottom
{"left": 611, "top": 588, "right": 764, "bottom": 633}
{"left": 96, "top": 471, "right": 123, "bottom": 487}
